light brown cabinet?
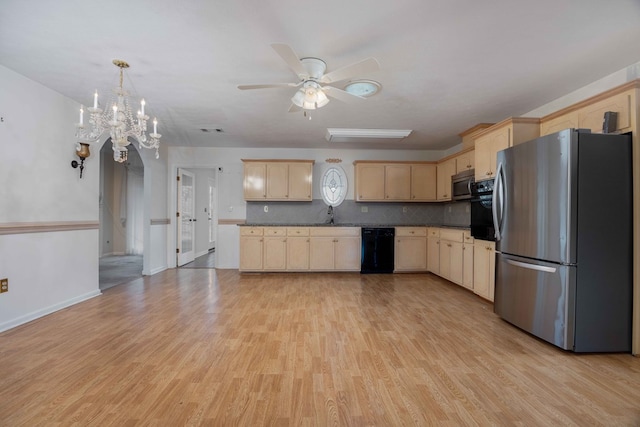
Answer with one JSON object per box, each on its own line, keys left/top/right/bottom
{"left": 438, "top": 228, "right": 465, "bottom": 285}
{"left": 394, "top": 227, "right": 428, "bottom": 272}
{"left": 309, "top": 227, "right": 361, "bottom": 271}
{"left": 263, "top": 227, "right": 287, "bottom": 270}
{"left": 462, "top": 231, "right": 474, "bottom": 290}
{"left": 473, "top": 118, "right": 540, "bottom": 182}
{"left": 286, "top": 227, "right": 310, "bottom": 270}
{"left": 240, "top": 226, "right": 360, "bottom": 272}
{"left": 242, "top": 159, "right": 314, "bottom": 201}
{"left": 540, "top": 89, "right": 633, "bottom": 136}
{"left": 354, "top": 161, "right": 437, "bottom": 202}
{"left": 239, "top": 227, "right": 264, "bottom": 271}
{"left": 436, "top": 158, "right": 456, "bottom": 201}
{"left": 455, "top": 149, "right": 475, "bottom": 174}
{"left": 426, "top": 228, "right": 440, "bottom": 274}
{"left": 411, "top": 164, "right": 437, "bottom": 201}
{"left": 473, "top": 240, "right": 496, "bottom": 301}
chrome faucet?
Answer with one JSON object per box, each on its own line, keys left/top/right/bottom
{"left": 326, "top": 205, "right": 334, "bottom": 225}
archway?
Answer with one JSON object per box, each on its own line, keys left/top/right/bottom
{"left": 98, "top": 141, "right": 145, "bottom": 289}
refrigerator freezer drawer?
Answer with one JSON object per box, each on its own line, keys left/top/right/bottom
{"left": 494, "top": 253, "right": 576, "bottom": 351}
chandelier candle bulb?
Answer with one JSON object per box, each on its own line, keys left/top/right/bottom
{"left": 93, "top": 90, "right": 98, "bottom": 109}
{"left": 141, "top": 98, "right": 145, "bottom": 116}
{"left": 79, "top": 106, "right": 84, "bottom": 125}
{"left": 153, "top": 117, "right": 157, "bottom": 134}
{"left": 112, "top": 105, "right": 117, "bottom": 121}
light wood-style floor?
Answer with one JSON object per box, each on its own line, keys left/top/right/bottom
{"left": 1, "top": 269, "right": 639, "bottom": 426}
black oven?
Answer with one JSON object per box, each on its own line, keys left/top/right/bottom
{"left": 470, "top": 179, "right": 495, "bottom": 241}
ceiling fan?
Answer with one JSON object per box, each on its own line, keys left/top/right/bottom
{"left": 238, "top": 43, "right": 380, "bottom": 112}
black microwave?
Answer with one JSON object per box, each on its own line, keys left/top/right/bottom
{"left": 451, "top": 169, "right": 475, "bottom": 200}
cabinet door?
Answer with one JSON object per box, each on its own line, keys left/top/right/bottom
{"left": 462, "top": 242, "right": 474, "bottom": 290}
{"left": 577, "top": 90, "right": 632, "bottom": 133}
{"left": 334, "top": 237, "right": 361, "bottom": 271}
{"left": 355, "top": 163, "right": 385, "bottom": 201}
{"left": 287, "top": 237, "right": 309, "bottom": 270}
{"left": 240, "top": 236, "right": 263, "bottom": 271}
{"left": 427, "top": 236, "right": 440, "bottom": 274}
{"left": 449, "top": 241, "right": 464, "bottom": 285}
{"left": 266, "top": 163, "right": 289, "bottom": 199}
{"left": 474, "top": 135, "right": 493, "bottom": 181}
{"left": 473, "top": 240, "right": 495, "bottom": 301}
{"left": 395, "top": 236, "right": 427, "bottom": 271}
{"left": 410, "top": 164, "right": 437, "bottom": 201}
{"left": 384, "top": 164, "right": 411, "bottom": 200}
{"left": 455, "top": 151, "right": 475, "bottom": 174}
{"left": 439, "top": 240, "right": 452, "bottom": 280}
{"left": 436, "top": 158, "right": 456, "bottom": 201}
{"left": 263, "top": 236, "right": 287, "bottom": 270}
{"left": 243, "top": 162, "right": 266, "bottom": 200}
{"left": 309, "top": 237, "right": 335, "bottom": 270}
{"left": 288, "top": 162, "right": 313, "bottom": 200}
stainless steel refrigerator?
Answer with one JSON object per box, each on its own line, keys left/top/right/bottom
{"left": 492, "top": 128, "right": 632, "bottom": 352}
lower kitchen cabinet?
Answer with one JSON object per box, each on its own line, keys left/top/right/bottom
{"left": 239, "top": 226, "right": 360, "bottom": 272}
{"left": 439, "top": 228, "right": 464, "bottom": 285}
{"left": 427, "top": 228, "right": 440, "bottom": 274}
{"left": 309, "top": 227, "right": 361, "bottom": 271}
{"left": 473, "top": 240, "right": 496, "bottom": 301}
{"left": 462, "top": 232, "right": 474, "bottom": 290}
{"left": 239, "top": 227, "right": 264, "bottom": 271}
{"left": 286, "top": 227, "right": 310, "bottom": 270}
{"left": 263, "top": 228, "right": 287, "bottom": 270}
{"left": 394, "top": 227, "right": 428, "bottom": 272}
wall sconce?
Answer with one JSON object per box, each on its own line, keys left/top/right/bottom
{"left": 71, "top": 142, "right": 90, "bottom": 178}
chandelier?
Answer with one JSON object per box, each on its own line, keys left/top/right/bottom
{"left": 75, "top": 59, "right": 161, "bottom": 163}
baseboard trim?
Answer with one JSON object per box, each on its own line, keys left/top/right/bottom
{"left": 147, "top": 265, "right": 167, "bottom": 275}
{"left": 0, "top": 290, "right": 102, "bottom": 333}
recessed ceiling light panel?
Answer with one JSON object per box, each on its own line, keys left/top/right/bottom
{"left": 325, "top": 128, "right": 412, "bottom": 142}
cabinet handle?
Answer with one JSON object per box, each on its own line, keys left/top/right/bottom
{"left": 282, "top": 239, "right": 286, "bottom": 242}
{"left": 447, "top": 243, "right": 452, "bottom": 247}
{"left": 486, "top": 247, "right": 491, "bottom": 251}
{"left": 410, "top": 231, "right": 415, "bottom": 234}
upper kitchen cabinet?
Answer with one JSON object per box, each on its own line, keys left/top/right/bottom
{"left": 473, "top": 118, "right": 540, "bottom": 181}
{"left": 454, "top": 149, "right": 475, "bottom": 174}
{"left": 354, "top": 161, "right": 437, "bottom": 202}
{"left": 242, "top": 159, "right": 314, "bottom": 201}
{"left": 436, "top": 158, "right": 456, "bottom": 201}
{"left": 540, "top": 83, "right": 634, "bottom": 137}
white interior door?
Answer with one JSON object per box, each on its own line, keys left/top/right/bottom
{"left": 208, "top": 177, "right": 217, "bottom": 250}
{"left": 177, "top": 168, "right": 196, "bottom": 266}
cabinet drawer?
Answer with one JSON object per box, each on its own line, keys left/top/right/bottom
{"left": 264, "top": 227, "right": 286, "bottom": 236}
{"left": 439, "top": 229, "right": 464, "bottom": 242}
{"left": 241, "top": 227, "right": 263, "bottom": 236}
{"left": 310, "top": 227, "right": 361, "bottom": 237}
{"left": 427, "top": 227, "right": 440, "bottom": 237}
{"left": 396, "top": 227, "right": 427, "bottom": 237}
{"left": 287, "top": 227, "right": 309, "bottom": 236}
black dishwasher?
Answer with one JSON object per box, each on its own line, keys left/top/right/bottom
{"left": 361, "top": 227, "right": 395, "bottom": 273}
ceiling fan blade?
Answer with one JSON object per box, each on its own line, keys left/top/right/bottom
{"left": 322, "top": 86, "right": 366, "bottom": 103}
{"left": 271, "top": 43, "right": 308, "bottom": 79}
{"left": 288, "top": 103, "right": 302, "bottom": 113}
{"left": 319, "top": 57, "right": 380, "bottom": 84}
{"left": 237, "top": 82, "right": 300, "bottom": 90}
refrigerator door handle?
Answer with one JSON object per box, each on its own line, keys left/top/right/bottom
{"left": 505, "top": 259, "right": 557, "bottom": 273}
{"left": 492, "top": 162, "right": 505, "bottom": 241}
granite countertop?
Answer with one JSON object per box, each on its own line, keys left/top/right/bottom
{"left": 239, "top": 223, "right": 470, "bottom": 230}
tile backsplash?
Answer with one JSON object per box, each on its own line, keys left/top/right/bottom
{"left": 246, "top": 200, "right": 470, "bottom": 226}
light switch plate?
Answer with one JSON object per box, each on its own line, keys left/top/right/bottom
{"left": 0, "top": 278, "right": 7, "bottom": 293}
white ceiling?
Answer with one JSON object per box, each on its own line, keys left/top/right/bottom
{"left": 2, "top": 0, "right": 640, "bottom": 151}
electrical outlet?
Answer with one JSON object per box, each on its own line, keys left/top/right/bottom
{"left": 0, "top": 278, "right": 7, "bottom": 293}
{"left": 264, "top": 205, "right": 269, "bottom": 213}
{"left": 361, "top": 206, "right": 368, "bottom": 213}
{"left": 402, "top": 206, "right": 408, "bottom": 213}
